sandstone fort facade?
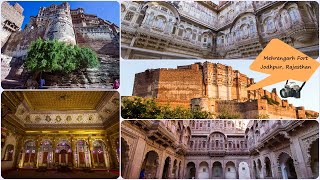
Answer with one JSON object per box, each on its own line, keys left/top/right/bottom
{"left": 1, "top": 2, "right": 119, "bottom": 88}
{"left": 132, "top": 62, "right": 318, "bottom": 119}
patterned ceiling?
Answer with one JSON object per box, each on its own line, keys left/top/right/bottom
{"left": 23, "top": 91, "right": 108, "bottom": 111}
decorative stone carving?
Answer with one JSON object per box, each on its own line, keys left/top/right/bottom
{"left": 76, "top": 115, "right": 83, "bottom": 122}
{"left": 35, "top": 116, "right": 41, "bottom": 122}
{"left": 55, "top": 116, "right": 62, "bottom": 122}
{"left": 45, "top": 115, "right": 52, "bottom": 122}
{"left": 66, "top": 115, "right": 72, "bottom": 122}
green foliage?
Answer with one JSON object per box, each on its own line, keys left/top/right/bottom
{"left": 257, "top": 114, "right": 270, "bottom": 119}
{"left": 25, "top": 38, "right": 99, "bottom": 73}
{"left": 121, "top": 97, "right": 214, "bottom": 119}
{"left": 305, "top": 112, "right": 318, "bottom": 119}
{"left": 217, "top": 107, "right": 241, "bottom": 119}
{"left": 261, "top": 95, "right": 280, "bottom": 105}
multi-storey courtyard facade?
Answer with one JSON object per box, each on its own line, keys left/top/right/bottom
{"left": 121, "top": 1, "right": 319, "bottom": 59}
{"left": 121, "top": 120, "right": 319, "bottom": 179}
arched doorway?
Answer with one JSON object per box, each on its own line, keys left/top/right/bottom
{"left": 265, "top": 157, "right": 273, "bottom": 178}
{"left": 199, "top": 161, "right": 209, "bottom": 179}
{"left": 186, "top": 162, "right": 196, "bottom": 179}
{"left": 253, "top": 161, "right": 258, "bottom": 179}
{"left": 55, "top": 140, "right": 71, "bottom": 166}
{"left": 22, "top": 140, "right": 36, "bottom": 168}
{"left": 92, "top": 140, "right": 107, "bottom": 168}
{"left": 310, "top": 139, "right": 319, "bottom": 178}
{"left": 225, "top": 161, "right": 237, "bottom": 179}
{"left": 212, "top": 161, "right": 223, "bottom": 178}
{"left": 39, "top": 140, "right": 53, "bottom": 167}
{"left": 121, "top": 138, "right": 130, "bottom": 178}
{"left": 3, "top": 144, "right": 14, "bottom": 161}
{"left": 178, "top": 161, "right": 181, "bottom": 178}
{"left": 59, "top": 149, "right": 68, "bottom": 164}
{"left": 278, "top": 152, "right": 297, "bottom": 179}
{"left": 75, "top": 140, "right": 91, "bottom": 168}
{"left": 257, "top": 159, "right": 263, "bottom": 178}
{"left": 140, "top": 151, "right": 159, "bottom": 179}
{"left": 162, "top": 157, "right": 171, "bottom": 179}
{"left": 238, "top": 161, "right": 250, "bottom": 179}
{"left": 172, "top": 159, "right": 178, "bottom": 178}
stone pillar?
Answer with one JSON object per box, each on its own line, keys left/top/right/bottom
{"left": 52, "top": 138, "right": 57, "bottom": 168}
{"left": 88, "top": 137, "right": 95, "bottom": 168}
{"left": 13, "top": 134, "right": 23, "bottom": 169}
{"left": 222, "top": 162, "right": 226, "bottom": 179}
{"left": 19, "top": 152, "right": 25, "bottom": 168}
{"left": 71, "top": 138, "right": 76, "bottom": 168}
{"left": 103, "top": 142, "right": 109, "bottom": 169}
{"left": 275, "top": 164, "right": 282, "bottom": 179}
{"left": 168, "top": 160, "right": 173, "bottom": 178}
{"left": 124, "top": 37, "right": 136, "bottom": 59}
{"left": 306, "top": 163, "right": 314, "bottom": 179}
{"left": 195, "top": 162, "right": 199, "bottom": 179}
{"left": 209, "top": 162, "right": 213, "bottom": 178}
{"left": 34, "top": 138, "right": 39, "bottom": 168}
{"left": 290, "top": 137, "right": 309, "bottom": 178}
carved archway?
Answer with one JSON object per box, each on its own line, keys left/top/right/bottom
{"left": 307, "top": 138, "right": 319, "bottom": 178}
{"left": 186, "top": 161, "right": 196, "bottom": 179}
{"left": 140, "top": 150, "right": 159, "bottom": 179}
{"left": 278, "top": 152, "right": 297, "bottom": 179}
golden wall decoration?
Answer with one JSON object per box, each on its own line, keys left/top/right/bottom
{"left": 66, "top": 115, "right": 72, "bottom": 122}
{"left": 77, "top": 115, "right": 83, "bottom": 122}
{"left": 56, "top": 116, "right": 62, "bottom": 122}
{"left": 45, "top": 115, "right": 51, "bottom": 122}
{"left": 35, "top": 116, "right": 41, "bottom": 122}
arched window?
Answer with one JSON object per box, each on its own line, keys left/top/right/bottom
{"left": 3, "top": 144, "right": 14, "bottom": 161}
{"left": 250, "top": 21, "right": 255, "bottom": 34}
{"left": 185, "top": 29, "right": 192, "bottom": 39}
{"left": 288, "top": 8, "right": 300, "bottom": 23}
{"left": 155, "top": 16, "right": 165, "bottom": 29}
{"left": 124, "top": 11, "right": 134, "bottom": 22}
{"left": 265, "top": 17, "right": 274, "bottom": 31}
{"left": 203, "top": 35, "right": 208, "bottom": 43}
{"left": 178, "top": 26, "right": 184, "bottom": 36}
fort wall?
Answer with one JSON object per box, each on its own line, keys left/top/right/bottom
{"left": 133, "top": 62, "right": 318, "bottom": 119}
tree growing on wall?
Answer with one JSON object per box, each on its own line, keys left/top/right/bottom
{"left": 24, "top": 38, "right": 99, "bottom": 74}
{"left": 121, "top": 97, "right": 214, "bottom": 119}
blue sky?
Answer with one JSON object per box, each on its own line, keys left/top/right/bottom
{"left": 8, "top": 1, "right": 119, "bottom": 29}
{"left": 120, "top": 60, "right": 319, "bottom": 112}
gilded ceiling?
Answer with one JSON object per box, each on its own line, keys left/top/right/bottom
{"left": 23, "top": 91, "right": 107, "bottom": 111}
{"left": 2, "top": 91, "right": 119, "bottom": 129}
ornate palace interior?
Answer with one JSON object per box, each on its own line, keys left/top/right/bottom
{"left": 1, "top": 91, "right": 119, "bottom": 178}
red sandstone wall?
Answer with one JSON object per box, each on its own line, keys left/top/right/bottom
{"left": 75, "top": 28, "right": 119, "bottom": 56}
{"left": 157, "top": 68, "right": 204, "bottom": 108}
{"left": 133, "top": 69, "right": 160, "bottom": 98}
{"left": 2, "top": 27, "right": 46, "bottom": 57}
